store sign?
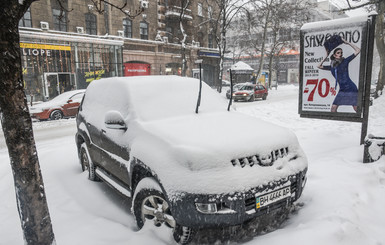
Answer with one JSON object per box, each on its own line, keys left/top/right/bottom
{"left": 124, "top": 63, "right": 151, "bottom": 76}
{"left": 299, "top": 16, "right": 371, "bottom": 120}
{"left": 198, "top": 50, "right": 220, "bottom": 58}
{"left": 20, "top": 43, "right": 71, "bottom": 57}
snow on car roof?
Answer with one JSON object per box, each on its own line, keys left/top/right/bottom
{"left": 87, "top": 76, "right": 227, "bottom": 121}
{"left": 31, "top": 89, "right": 85, "bottom": 109}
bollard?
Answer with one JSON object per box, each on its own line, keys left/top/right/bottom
{"left": 363, "top": 134, "right": 385, "bottom": 163}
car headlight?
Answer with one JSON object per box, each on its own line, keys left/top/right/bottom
{"left": 195, "top": 203, "right": 217, "bottom": 214}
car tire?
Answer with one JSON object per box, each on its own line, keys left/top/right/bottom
{"left": 133, "top": 178, "right": 195, "bottom": 244}
{"left": 80, "top": 143, "right": 99, "bottom": 181}
{"left": 262, "top": 94, "right": 267, "bottom": 100}
{"left": 50, "top": 110, "right": 63, "bottom": 120}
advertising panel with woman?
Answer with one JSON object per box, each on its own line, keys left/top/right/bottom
{"left": 299, "top": 16, "right": 371, "bottom": 120}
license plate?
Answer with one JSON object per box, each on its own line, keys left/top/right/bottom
{"left": 256, "top": 186, "right": 291, "bottom": 209}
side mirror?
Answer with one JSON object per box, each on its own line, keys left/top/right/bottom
{"left": 104, "top": 111, "right": 127, "bottom": 130}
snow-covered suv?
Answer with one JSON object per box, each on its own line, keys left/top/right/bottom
{"left": 75, "top": 76, "right": 308, "bottom": 244}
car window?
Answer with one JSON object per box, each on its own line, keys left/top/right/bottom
{"left": 241, "top": 86, "right": 253, "bottom": 90}
{"left": 70, "top": 93, "right": 85, "bottom": 102}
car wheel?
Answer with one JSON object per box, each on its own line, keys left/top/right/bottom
{"left": 50, "top": 110, "right": 63, "bottom": 120}
{"left": 133, "top": 178, "right": 195, "bottom": 244}
{"left": 80, "top": 143, "right": 99, "bottom": 181}
{"left": 262, "top": 94, "right": 267, "bottom": 100}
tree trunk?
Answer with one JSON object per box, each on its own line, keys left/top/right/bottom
{"left": 375, "top": 1, "right": 385, "bottom": 96}
{"left": 255, "top": 7, "right": 270, "bottom": 80}
{"left": 0, "top": 2, "right": 56, "bottom": 244}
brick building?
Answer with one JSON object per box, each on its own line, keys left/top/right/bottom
{"left": 19, "top": 0, "right": 220, "bottom": 102}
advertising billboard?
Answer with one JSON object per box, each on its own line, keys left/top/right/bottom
{"left": 299, "top": 16, "right": 371, "bottom": 121}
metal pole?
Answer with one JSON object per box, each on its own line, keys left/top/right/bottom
{"left": 361, "top": 14, "right": 376, "bottom": 145}
{"left": 195, "top": 62, "right": 202, "bottom": 114}
{"left": 227, "top": 69, "right": 233, "bottom": 111}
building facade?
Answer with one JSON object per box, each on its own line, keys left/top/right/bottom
{"left": 19, "top": 0, "right": 220, "bottom": 102}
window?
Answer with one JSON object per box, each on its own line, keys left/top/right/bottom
{"left": 19, "top": 8, "right": 32, "bottom": 27}
{"left": 85, "top": 13, "right": 97, "bottom": 35}
{"left": 166, "top": 26, "right": 173, "bottom": 41}
{"left": 208, "top": 5, "right": 212, "bottom": 18}
{"left": 197, "top": 3, "right": 203, "bottom": 17}
{"left": 140, "top": 22, "right": 148, "bottom": 40}
{"left": 52, "top": 9, "right": 67, "bottom": 32}
{"left": 123, "top": 18, "right": 132, "bottom": 38}
{"left": 208, "top": 34, "right": 213, "bottom": 48}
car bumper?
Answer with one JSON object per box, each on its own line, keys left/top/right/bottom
{"left": 170, "top": 168, "right": 307, "bottom": 228}
{"left": 30, "top": 111, "right": 50, "bottom": 120}
{"left": 233, "top": 95, "right": 252, "bottom": 101}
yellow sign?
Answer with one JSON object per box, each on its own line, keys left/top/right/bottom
{"left": 20, "top": 43, "right": 71, "bottom": 51}
{"left": 85, "top": 69, "right": 105, "bottom": 82}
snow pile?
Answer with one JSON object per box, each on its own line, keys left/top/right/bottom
{"left": 0, "top": 84, "right": 385, "bottom": 245}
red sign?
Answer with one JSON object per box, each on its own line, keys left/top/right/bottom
{"left": 124, "top": 63, "right": 151, "bottom": 76}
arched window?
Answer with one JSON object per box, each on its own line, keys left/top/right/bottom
{"left": 123, "top": 18, "right": 132, "bottom": 38}
{"left": 85, "top": 13, "right": 97, "bottom": 35}
{"left": 140, "top": 22, "right": 148, "bottom": 40}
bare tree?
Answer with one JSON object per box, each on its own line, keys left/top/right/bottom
{"left": 264, "top": 0, "right": 312, "bottom": 88}
{"left": 0, "top": 1, "right": 143, "bottom": 244}
{"left": 206, "top": 0, "right": 250, "bottom": 92}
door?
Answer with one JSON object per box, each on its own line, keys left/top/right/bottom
{"left": 44, "top": 73, "right": 59, "bottom": 99}
{"left": 61, "top": 91, "right": 85, "bottom": 117}
{"left": 254, "top": 85, "right": 266, "bottom": 98}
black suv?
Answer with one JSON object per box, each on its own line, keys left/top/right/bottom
{"left": 75, "top": 76, "right": 308, "bottom": 244}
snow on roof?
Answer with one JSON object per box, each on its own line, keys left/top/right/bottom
{"left": 230, "top": 61, "right": 254, "bottom": 71}
{"left": 301, "top": 14, "right": 369, "bottom": 30}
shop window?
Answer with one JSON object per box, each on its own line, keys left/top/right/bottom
{"left": 85, "top": 13, "right": 97, "bottom": 35}
{"left": 123, "top": 18, "right": 132, "bottom": 38}
{"left": 52, "top": 9, "right": 67, "bottom": 32}
{"left": 197, "top": 3, "right": 203, "bottom": 17}
{"left": 19, "top": 7, "right": 32, "bottom": 28}
{"left": 208, "top": 34, "right": 213, "bottom": 48}
{"left": 140, "top": 22, "right": 148, "bottom": 40}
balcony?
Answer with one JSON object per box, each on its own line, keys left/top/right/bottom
{"left": 165, "top": 5, "right": 192, "bottom": 20}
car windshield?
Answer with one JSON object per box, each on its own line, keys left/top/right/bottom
{"left": 240, "top": 85, "right": 254, "bottom": 91}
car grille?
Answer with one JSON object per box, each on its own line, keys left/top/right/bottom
{"left": 231, "top": 147, "right": 289, "bottom": 167}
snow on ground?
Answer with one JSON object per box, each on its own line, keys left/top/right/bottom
{"left": 1, "top": 84, "right": 385, "bottom": 245}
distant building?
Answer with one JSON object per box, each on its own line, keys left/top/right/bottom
{"left": 19, "top": 0, "right": 220, "bottom": 102}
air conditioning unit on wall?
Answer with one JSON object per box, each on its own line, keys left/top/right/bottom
{"left": 40, "top": 21, "right": 49, "bottom": 30}
{"left": 76, "top": 27, "right": 84, "bottom": 34}
{"left": 141, "top": 0, "right": 149, "bottom": 9}
{"left": 117, "top": 30, "right": 124, "bottom": 37}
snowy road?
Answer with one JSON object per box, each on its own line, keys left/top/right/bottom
{"left": 1, "top": 85, "right": 385, "bottom": 245}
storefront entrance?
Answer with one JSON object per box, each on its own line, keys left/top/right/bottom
{"left": 43, "top": 72, "right": 76, "bottom": 100}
